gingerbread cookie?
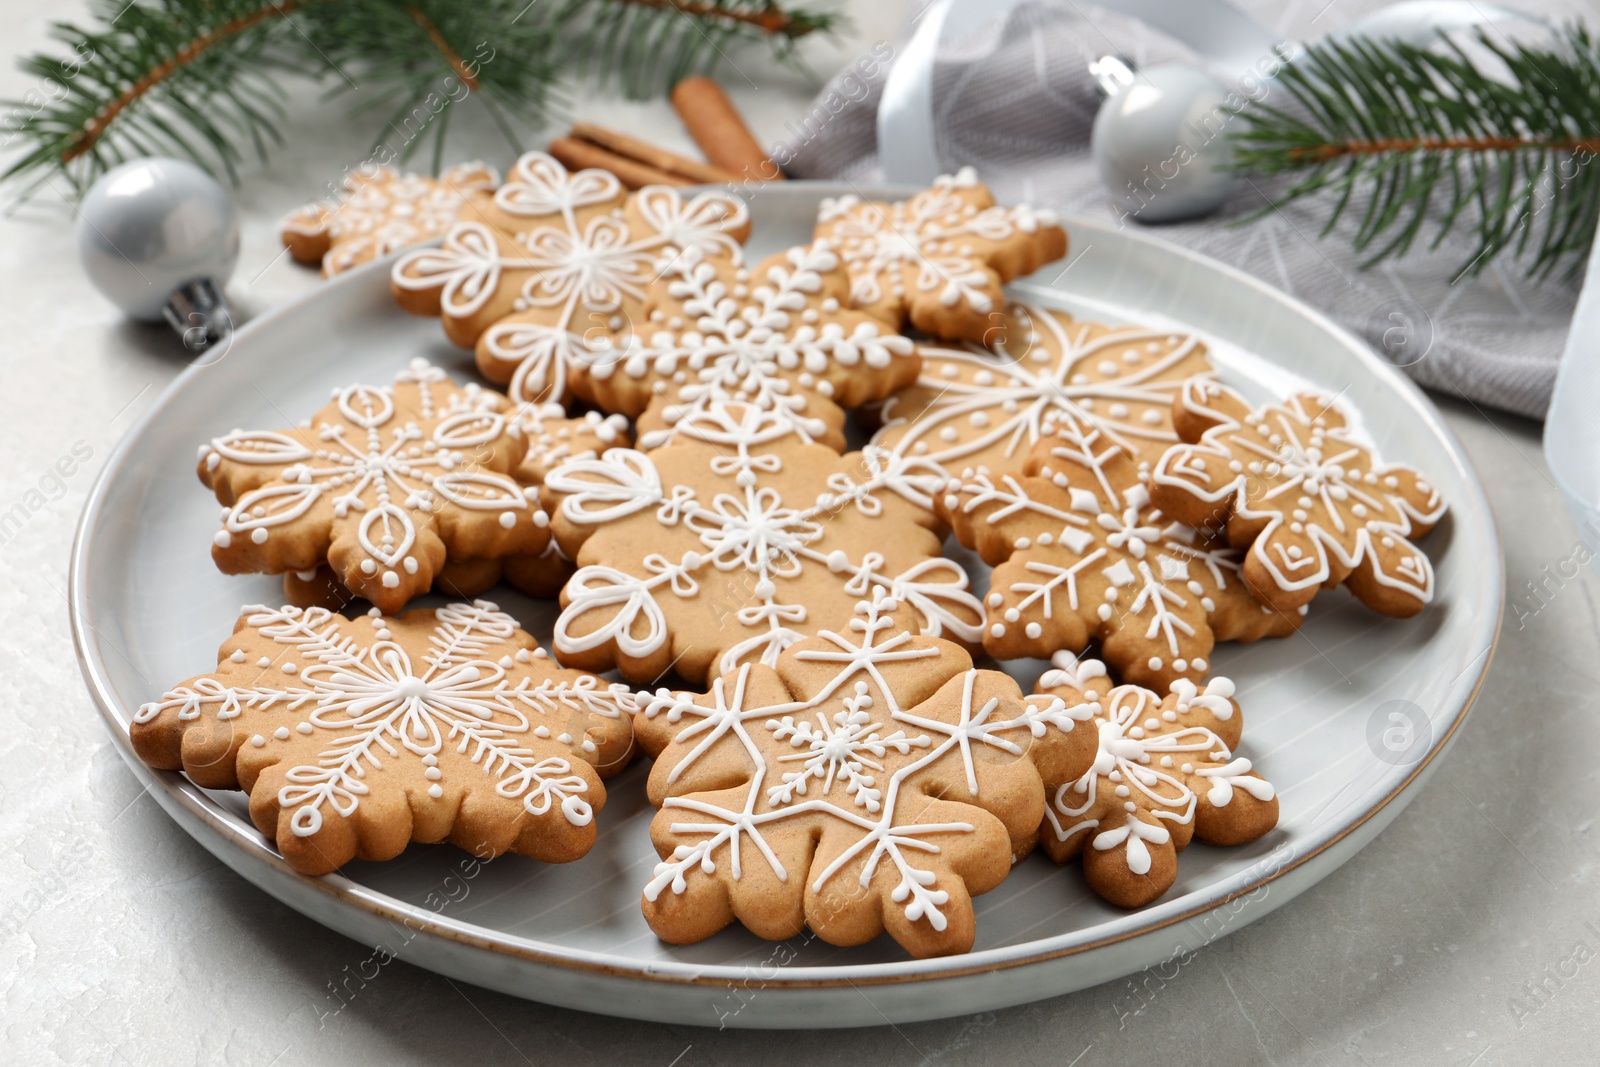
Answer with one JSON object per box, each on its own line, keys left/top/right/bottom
{"left": 813, "top": 167, "right": 1066, "bottom": 344}
{"left": 542, "top": 403, "right": 983, "bottom": 686}
{"left": 276, "top": 403, "right": 629, "bottom": 610}
{"left": 583, "top": 242, "right": 920, "bottom": 449}
{"left": 1150, "top": 380, "right": 1446, "bottom": 616}
{"left": 1033, "top": 653, "right": 1277, "bottom": 908}
{"left": 938, "top": 420, "right": 1297, "bottom": 691}
{"left": 281, "top": 162, "right": 498, "bottom": 277}
{"left": 198, "top": 359, "right": 549, "bottom": 614}
{"left": 637, "top": 593, "right": 1097, "bottom": 957}
{"left": 391, "top": 151, "right": 750, "bottom": 404}
{"left": 132, "top": 601, "right": 636, "bottom": 875}
{"left": 870, "top": 305, "right": 1212, "bottom": 476}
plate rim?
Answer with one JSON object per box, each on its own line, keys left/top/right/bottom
{"left": 70, "top": 189, "right": 1505, "bottom": 990}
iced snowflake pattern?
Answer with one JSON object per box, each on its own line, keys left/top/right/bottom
{"left": 1150, "top": 379, "right": 1446, "bottom": 615}
{"left": 131, "top": 601, "right": 637, "bottom": 875}
{"left": 940, "top": 419, "right": 1299, "bottom": 691}
{"left": 582, "top": 242, "right": 919, "bottom": 447}
{"left": 637, "top": 593, "right": 1096, "bottom": 957}
{"left": 199, "top": 359, "right": 547, "bottom": 614}
{"left": 281, "top": 162, "right": 498, "bottom": 277}
{"left": 1031, "top": 653, "right": 1278, "bottom": 908}
{"left": 392, "top": 151, "right": 749, "bottom": 404}
{"left": 545, "top": 404, "right": 981, "bottom": 686}
{"left": 871, "top": 304, "right": 1213, "bottom": 474}
{"left": 814, "top": 167, "right": 1065, "bottom": 343}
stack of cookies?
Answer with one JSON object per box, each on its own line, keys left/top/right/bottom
{"left": 134, "top": 153, "right": 1447, "bottom": 959}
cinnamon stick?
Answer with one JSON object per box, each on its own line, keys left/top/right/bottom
{"left": 546, "top": 137, "right": 691, "bottom": 189}
{"left": 570, "top": 122, "right": 739, "bottom": 184}
{"left": 671, "top": 76, "right": 784, "bottom": 181}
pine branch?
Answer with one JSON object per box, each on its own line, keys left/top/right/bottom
{"left": 1233, "top": 25, "right": 1600, "bottom": 279}
{"left": 0, "top": 0, "right": 838, "bottom": 195}
{"left": 3, "top": 0, "right": 305, "bottom": 195}
{"left": 513, "top": 0, "right": 840, "bottom": 99}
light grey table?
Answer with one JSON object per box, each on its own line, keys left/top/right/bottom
{"left": 2, "top": 2, "right": 1593, "bottom": 1064}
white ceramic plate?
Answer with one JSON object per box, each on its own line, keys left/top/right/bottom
{"left": 72, "top": 183, "right": 1501, "bottom": 1029}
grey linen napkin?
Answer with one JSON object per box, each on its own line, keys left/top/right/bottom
{"left": 776, "top": 0, "right": 1590, "bottom": 420}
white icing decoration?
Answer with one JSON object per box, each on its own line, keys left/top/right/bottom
{"left": 1151, "top": 382, "right": 1442, "bottom": 606}
{"left": 869, "top": 306, "right": 1211, "bottom": 473}
{"left": 392, "top": 152, "right": 749, "bottom": 405}
{"left": 1038, "top": 654, "right": 1274, "bottom": 877}
{"left": 204, "top": 360, "right": 532, "bottom": 597}
{"left": 642, "top": 594, "right": 1094, "bottom": 934}
{"left": 134, "top": 602, "right": 636, "bottom": 838}
{"left": 549, "top": 405, "right": 983, "bottom": 677}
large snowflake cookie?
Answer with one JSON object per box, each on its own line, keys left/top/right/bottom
{"left": 869, "top": 305, "right": 1212, "bottom": 475}
{"left": 391, "top": 150, "right": 750, "bottom": 405}
{"left": 812, "top": 167, "right": 1067, "bottom": 344}
{"left": 636, "top": 593, "right": 1098, "bottom": 958}
{"left": 199, "top": 359, "right": 549, "bottom": 614}
{"left": 1033, "top": 653, "right": 1278, "bottom": 908}
{"left": 542, "top": 403, "right": 984, "bottom": 686}
{"left": 281, "top": 162, "right": 499, "bottom": 277}
{"left": 1150, "top": 380, "right": 1446, "bottom": 616}
{"left": 582, "top": 242, "right": 920, "bottom": 450}
{"left": 132, "top": 601, "right": 637, "bottom": 875}
{"left": 939, "top": 420, "right": 1297, "bottom": 691}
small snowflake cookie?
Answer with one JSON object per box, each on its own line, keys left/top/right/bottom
{"left": 132, "top": 602, "right": 637, "bottom": 875}
{"left": 582, "top": 242, "right": 920, "bottom": 450}
{"left": 391, "top": 150, "right": 751, "bottom": 405}
{"left": 812, "top": 167, "right": 1067, "bottom": 344}
{"left": 636, "top": 593, "right": 1098, "bottom": 957}
{"left": 1033, "top": 653, "right": 1278, "bottom": 908}
{"left": 542, "top": 403, "right": 984, "bottom": 686}
{"left": 198, "top": 359, "right": 549, "bottom": 614}
{"left": 281, "top": 162, "right": 499, "bottom": 277}
{"left": 938, "top": 420, "right": 1298, "bottom": 691}
{"left": 869, "top": 304, "right": 1213, "bottom": 476}
{"left": 1150, "top": 380, "right": 1447, "bottom": 616}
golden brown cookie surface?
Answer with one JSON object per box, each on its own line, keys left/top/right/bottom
{"left": 939, "top": 420, "right": 1298, "bottom": 691}
{"left": 813, "top": 167, "right": 1067, "bottom": 344}
{"left": 869, "top": 306, "right": 1213, "bottom": 476}
{"left": 132, "top": 602, "right": 636, "bottom": 876}
{"left": 281, "top": 162, "right": 498, "bottom": 277}
{"left": 198, "top": 359, "right": 548, "bottom": 614}
{"left": 391, "top": 151, "right": 750, "bottom": 405}
{"left": 1032, "top": 654, "right": 1278, "bottom": 909}
{"left": 637, "top": 594, "right": 1098, "bottom": 958}
{"left": 543, "top": 404, "right": 983, "bottom": 686}
{"left": 582, "top": 242, "right": 921, "bottom": 449}
{"left": 1150, "top": 379, "right": 1446, "bottom": 616}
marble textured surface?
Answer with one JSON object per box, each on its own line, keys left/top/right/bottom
{"left": 1, "top": 1, "right": 1595, "bottom": 1063}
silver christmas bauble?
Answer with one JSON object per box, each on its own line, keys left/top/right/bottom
{"left": 1092, "top": 63, "right": 1238, "bottom": 224}
{"left": 77, "top": 157, "right": 239, "bottom": 322}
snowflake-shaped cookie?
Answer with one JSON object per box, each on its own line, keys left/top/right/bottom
{"left": 582, "top": 242, "right": 920, "bottom": 449}
{"left": 199, "top": 359, "right": 549, "bottom": 614}
{"left": 281, "top": 162, "right": 498, "bottom": 277}
{"left": 132, "top": 601, "right": 637, "bottom": 875}
{"left": 938, "top": 420, "right": 1299, "bottom": 691}
{"left": 391, "top": 151, "right": 750, "bottom": 404}
{"left": 636, "top": 593, "right": 1097, "bottom": 958}
{"left": 280, "top": 402, "right": 629, "bottom": 609}
{"left": 1033, "top": 654, "right": 1278, "bottom": 908}
{"left": 542, "top": 403, "right": 983, "bottom": 686}
{"left": 812, "top": 167, "right": 1066, "bottom": 344}
{"left": 1150, "top": 380, "right": 1446, "bottom": 616}
{"left": 869, "top": 304, "right": 1213, "bottom": 474}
